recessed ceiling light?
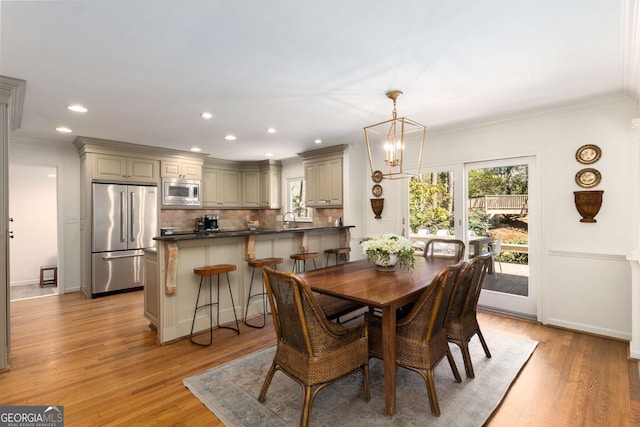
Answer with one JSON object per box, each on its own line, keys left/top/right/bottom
{"left": 201, "top": 112, "right": 213, "bottom": 119}
{"left": 67, "top": 104, "right": 87, "bottom": 113}
{"left": 266, "top": 128, "right": 276, "bottom": 133}
{"left": 56, "top": 126, "right": 72, "bottom": 133}
{"left": 314, "top": 139, "right": 322, "bottom": 144}
{"left": 225, "top": 134, "right": 237, "bottom": 141}
{"left": 265, "top": 153, "right": 274, "bottom": 157}
{"left": 190, "top": 147, "right": 202, "bottom": 152}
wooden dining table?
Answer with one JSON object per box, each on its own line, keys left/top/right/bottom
{"left": 298, "top": 256, "right": 456, "bottom": 416}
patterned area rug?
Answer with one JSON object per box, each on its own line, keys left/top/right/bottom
{"left": 184, "top": 329, "right": 537, "bottom": 426}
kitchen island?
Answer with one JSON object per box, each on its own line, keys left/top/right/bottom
{"left": 146, "top": 226, "right": 354, "bottom": 343}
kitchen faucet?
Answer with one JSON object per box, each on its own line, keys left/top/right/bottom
{"left": 283, "top": 211, "right": 296, "bottom": 229}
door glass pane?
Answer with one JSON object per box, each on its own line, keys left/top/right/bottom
{"left": 467, "top": 164, "right": 529, "bottom": 297}
{"left": 408, "top": 170, "right": 455, "bottom": 255}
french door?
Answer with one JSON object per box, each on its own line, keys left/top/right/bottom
{"left": 466, "top": 157, "right": 536, "bottom": 318}
{"left": 407, "top": 156, "right": 537, "bottom": 319}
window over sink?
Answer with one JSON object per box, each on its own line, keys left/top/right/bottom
{"left": 287, "top": 177, "right": 312, "bottom": 222}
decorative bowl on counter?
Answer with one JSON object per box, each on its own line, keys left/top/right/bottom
{"left": 247, "top": 220, "right": 259, "bottom": 230}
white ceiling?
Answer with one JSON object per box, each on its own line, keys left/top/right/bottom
{"left": 1, "top": 1, "right": 638, "bottom": 161}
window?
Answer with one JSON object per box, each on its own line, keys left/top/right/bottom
{"left": 287, "top": 177, "right": 311, "bottom": 221}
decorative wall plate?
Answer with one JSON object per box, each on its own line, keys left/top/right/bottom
{"left": 372, "top": 170, "right": 383, "bottom": 183}
{"left": 575, "top": 144, "right": 601, "bottom": 164}
{"left": 575, "top": 168, "right": 601, "bottom": 188}
{"left": 372, "top": 184, "right": 383, "bottom": 197}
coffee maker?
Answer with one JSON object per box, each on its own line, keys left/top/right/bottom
{"left": 204, "top": 214, "right": 219, "bottom": 231}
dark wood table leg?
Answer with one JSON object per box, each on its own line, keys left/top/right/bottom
{"left": 381, "top": 305, "right": 397, "bottom": 415}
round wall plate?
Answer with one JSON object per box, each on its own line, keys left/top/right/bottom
{"left": 575, "top": 144, "right": 601, "bottom": 164}
{"left": 372, "top": 184, "right": 383, "bottom": 197}
{"left": 575, "top": 168, "right": 601, "bottom": 188}
{"left": 372, "top": 170, "right": 383, "bottom": 183}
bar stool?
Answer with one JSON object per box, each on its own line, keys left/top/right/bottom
{"left": 39, "top": 265, "right": 58, "bottom": 287}
{"left": 290, "top": 252, "right": 319, "bottom": 273}
{"left": 190, "top": 264, "right": 240, "bottom": 346}
{"left": 324, "top": 247, "right": 351, "bottom": 267}
{"left": 245, "top": 257, "right": 283, "bottom": 328}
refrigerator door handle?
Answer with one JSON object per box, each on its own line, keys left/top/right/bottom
{"left": 101, "top": 253, "right": 144, "bottom": 260}
{"left": 130, "top": 191, "right": 136, "bottom": 242}
{"left": 120, "top": 191, "right": 126, "bottom": 242}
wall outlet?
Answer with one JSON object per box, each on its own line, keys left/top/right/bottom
{"left": 328, "top": 216, "right": 332, "bottom": 224}
{"left": 245, "top": 215, "right": 251, "bottom": 221}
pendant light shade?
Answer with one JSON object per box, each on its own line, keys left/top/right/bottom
{"left": 364, "top": 90, "right": 426, "bottom": 180}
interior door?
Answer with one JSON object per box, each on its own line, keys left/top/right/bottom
{"left": 465, "top": 157, "right": 537, "bottom": 318}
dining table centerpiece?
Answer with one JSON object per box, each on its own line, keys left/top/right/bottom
{"left": 361, "top": 233, "right": 415, "bottom": 272}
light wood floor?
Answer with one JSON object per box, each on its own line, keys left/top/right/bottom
{"left": 2, "top": 291, "right": 640, "bottom": 426}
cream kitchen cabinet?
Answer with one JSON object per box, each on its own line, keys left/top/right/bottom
{"left": 161, "top": 160, "right": 202, "bottom": 179}
{"left": 242, "top": 168, "right": 261, "bottom": 208}
{"left": 143, "top": 249, "right": 159, "bottom": 327}
{"left": 202, "top": 166, "right": 242, "bottom": 207}
{"left": 304, "top": 157, "right": 343, "bottom": 207}
{"left": 92, "top": 153, "right": 159, "bottom": 183}
{"left": 300, "top": 145, "right": 345, "bottom": 208}
{"left": 260, "top": 160, "right": 281, "bottom": 209}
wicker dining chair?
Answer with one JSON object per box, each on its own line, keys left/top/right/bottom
{"left": 424, "top": 238, "right": 466, "bottom": 262}
{"left": 447, "top": 253, "right": 493, "bottom": 378}
{"left": 366, "top": 261, "right": 465, "bottom": 417}
{"left": 259, "top": 267, "right": 370, "bottom": 427}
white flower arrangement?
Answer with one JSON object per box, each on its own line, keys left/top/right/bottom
{"left": 361, "top": 233, "right": 415, "bottom": 269}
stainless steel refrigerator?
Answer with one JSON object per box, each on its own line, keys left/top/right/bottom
{"left": 92, "top": 183, "right": 157, "bottom": 297}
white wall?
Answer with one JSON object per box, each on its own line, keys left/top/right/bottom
{"left": 8, "top": 163, "right": 57, "bottom": 285}
{"left": 363, "top": 96, "right": 637, "bottom": 340}
{"left": 8, "top": 136, "right": 81, "bottom": 293}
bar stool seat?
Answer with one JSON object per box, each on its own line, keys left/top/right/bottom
{"left": 324, "top": 247, "right": 351, "bottom": 267}
{"left": 190, "top": 264, "right": 240, "bottom": 346}
{"left": 245, "top": 257, "right": 283, "bottom": 328}
{"left": 290, "top": 252, "right": 319, "bottom": 273}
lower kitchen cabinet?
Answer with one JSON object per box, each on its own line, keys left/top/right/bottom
{"left": 143, "top": 249, "right": 159, "bottom": 327}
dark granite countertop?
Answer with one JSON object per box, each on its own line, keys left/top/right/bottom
{"left": 153, "top": 225, "right": 355, "bottom": 241}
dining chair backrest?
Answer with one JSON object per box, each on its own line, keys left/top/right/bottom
{"left": 448, "top": 253, "right": 492, "bottom": 321}
{"left": 398, "top": 261, "right": 465, "bottom": 342}
{"left": 262, "top": 266, "right": 348, "bottom": 356}
{"left": 424, "top": 238, "right": 465, "bottom": 262}
{"left": 493, "top": 234, "right": 502, "bottom": 256}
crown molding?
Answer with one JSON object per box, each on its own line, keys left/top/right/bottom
{"left": 623, "top": 0, "right": 640, "bottom": 102}
{"left": 0, "top": 76, "right": 27, "bottom": 131}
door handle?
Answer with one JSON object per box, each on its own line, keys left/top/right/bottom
{"left": 120, "top": 191, "right": 126, "bottom": 242}
{"left": 130, "top": 191, "right": 136, "bottom": 241}
{"left": 102, "top": 253, "right": 144, "bottom": 260}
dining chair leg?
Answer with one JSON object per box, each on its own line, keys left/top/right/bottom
{"left": 445, "top": 349, "right": 462, "bottom": 382}
{"left": 258, "top": 362, "right": 278, "bottom": 402}
{"left": 460, "top": 341, "right": 475, "bottom": 378}
{"left": 425, "top": 369, "right": 440, "bottom": 416}
{"left": 301, "top": 385, "right": 313, "bottom": 427}
{"left": 362, "top": 365, "right": 371, "bottom": 401}
{"left": 476, "top": 330, "right": 492, "bottom": 358}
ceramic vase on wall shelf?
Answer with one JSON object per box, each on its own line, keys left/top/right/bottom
{"left": 370, "top": 198, "right": 384, "bottom": 219}
{"left": 574, "top": 190, "right": 603, "bottom": 223}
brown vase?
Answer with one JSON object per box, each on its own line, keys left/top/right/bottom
{"left": 574, "top": 190, "right": 603, "bottom": 223}
{"left": 370, "top": 198, "right": 384, "bottom": 219}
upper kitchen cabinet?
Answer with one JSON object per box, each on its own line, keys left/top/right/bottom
{"left": 299, "top": 145, "right": 345, "bottom": 207}
{"left": 259, "top": 160, "right": 282, "bottom": 209}
{"left": 92, "top": 153, "right": 159, "bottom": 183}
{"left": 202, "top": 160, "right": 242, "bottom": 208}
{"left": 241, "top": 164, "right": 261, "bottom": 208}
{"left": 161, "top": 160, "right": 202, "bottom": 179}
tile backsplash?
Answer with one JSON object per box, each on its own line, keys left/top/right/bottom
{"left": 160, "top": 208, "right": 345, "bottom": 232}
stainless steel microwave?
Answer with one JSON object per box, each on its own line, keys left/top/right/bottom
{"left": 161, "top": 178, "right": 201, "bottom": 206}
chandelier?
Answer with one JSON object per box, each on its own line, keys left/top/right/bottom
{"left": 364, "top": 90, "right": 425, "bottom": 180}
